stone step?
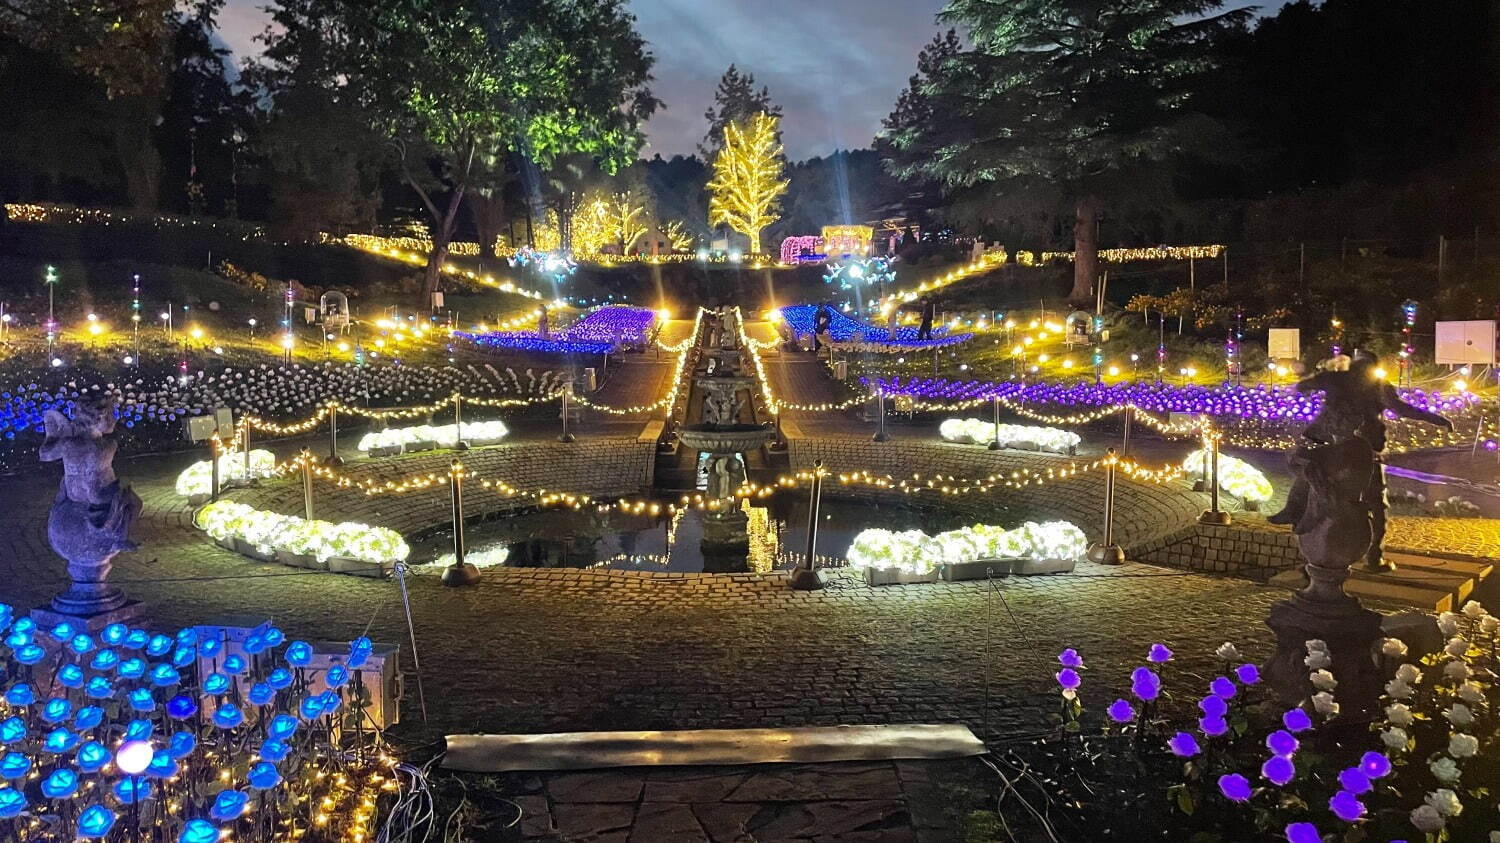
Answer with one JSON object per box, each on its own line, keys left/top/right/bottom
{"left": 1268, "top": 554, "right": 1481, "bottom": 613}
{"left": 1345, "top": 577, "right": 1455, "bottom": 613}
{"left": 1383, "top": 552, "right": 1494, "bottom": 581}
{"left": 1351, "top": 564, "right": 1475, "bottom": 603}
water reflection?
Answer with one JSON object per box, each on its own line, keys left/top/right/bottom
{"left": 411, "top": 495, "right": 953, "bottom": 574}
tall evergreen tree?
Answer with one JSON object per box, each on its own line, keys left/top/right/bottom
{"left": 700, "top": 65, "right": 782, "bottom": 159}
{"left": 884, "top": 2, "right": 1249, "bottom": 304}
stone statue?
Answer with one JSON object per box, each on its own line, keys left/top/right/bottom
{"left": 705, "top": 454, "right": 746, "bottom": 501}
{"left": 1263, "top": 351, "right": 1450, "bottom": 712}
{"left": 719, "top": 308, "right": 740, "bottom": 348}
{"left": 701, "top": 387, "right": 744, "bottom": 427}
{"left": 1270, "top": 350, "right": 1451, "bottom": 572}
{"left": 39, "top": 397, "right": 141, "bottom": 616}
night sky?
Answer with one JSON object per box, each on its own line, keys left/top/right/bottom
{"left": 216, "top": 0, "right": 1282, "bottom": 162}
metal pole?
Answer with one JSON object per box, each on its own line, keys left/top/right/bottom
{"left": 790, "top": 460, "right": 829, "bottom": 590}
{"left": 242, "top": 424, "right": 251, "bottom": 476}
{"left": 392, "top": 563, "right": 429, "bottom": 723}
{"left": 559, "top": 382, "right": 576, "bottom": 442}
{"left": 442, "top": 459, "right": 480, "bottom": 586}
{"left": 452, "top": 391, "right": 468, "bottom": 450}
{"left": 1122, "top": 404, "right": 1132, "bottom": 457}
{"left": 872, "top": 389, "right": 889, "bottom": 442}
{"left": 301, "top": 447, "right": 314, "bottom": 520}
{"left": 209, "top": 431, "right": 221, "bottom": 501}
{"left": 1199, "top": 436, "right": 1232, "bottom": 525}
{"left": 1088, "top": 449, "right": 1125, "bottom": 564}
{"left": 988, "top": 394, "right": 1002, "bottom": 450}
{"left": 327, "top": 404, "right": 342, "bottom": 465}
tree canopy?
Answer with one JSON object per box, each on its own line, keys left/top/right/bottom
{"left": 700, "top": 65, "right": 782, "bottom": 159}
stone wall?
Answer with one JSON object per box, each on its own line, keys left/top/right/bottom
{"left": 1132, "top": 521, "right": 1303, "bottom": 580}
{"left": 231, "top": 436, "right": 656, "bottom": 534}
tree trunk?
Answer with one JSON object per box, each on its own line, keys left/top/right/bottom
{"left": 1069, "top": 197, "right": 1100, "bottom": 306}
{"left": 470, "top": 193, "right": 504, "bottom": 257}
{"left": 749, "top": 229, "right": 761, "bottom": 254}
{"left": 422, "top": 188, "right": 466, "bottom": 306}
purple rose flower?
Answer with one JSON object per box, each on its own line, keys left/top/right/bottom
{"left": 1281, "top": 708, "right": 1313, "bottom": 733}
{"left": 1261, "top": 755, "right": 1296, "bottom": 786}
{"left": 1147, "top": 643, "right": 1173, "bottom": 663}
{"left": 1266, "top": 730, "right": 1299, "bottom": 757}
{"left": 1130, "top": 667, "right": 1161, "bottom": 702}
{"left": 1235, "top": 663, "right": 1260, "bottom": 684}
{"left": 1284, "top": 822, "right": 1320, "bottom": 843}
{"left": 1106, "top": 698, "right": 1134, "bottom": 723}
{"left": 1329, "top": 790, "right": 1365, "bottom": 822}
{"left": 1167, "top": 732, "right": 1200, "bottom": 757}
{"left": 1057, "top": 648, "right": 1083, "bottom": 669}
{"left": 1337, "top": 767, "right": 1371, "bottom": 795}
{"left": 1198, "top": 695, "right": 1228, "bottom": 718}
{"left": 1055, "top": 668, "right": 1081, "bottom": 690}
{"left": 1199, "top": 715, "right": 1228, "bottom": 737}
{"left": 1218, "top": 773, "right": 1252, "bottom": 803}
{"left": 1358, "top": 751, "right": 1392, "bottom": 779}
{"left": 1210, "top": 676, "right": 1237, "bottom": 699}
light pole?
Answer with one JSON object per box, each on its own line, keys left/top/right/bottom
{"left": 44, "top": 265, "right": 58, "bottom": 350}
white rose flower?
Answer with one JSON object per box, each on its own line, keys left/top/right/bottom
{"left": 1385, "top": 678, "right": 1414, "bottom": 700}
{"left": 1444, "top": 703, "right": 1475, "bottom": 727}
{"left": 1396, "top": 663, "right": 1423, "bottom": 684}
{"left": 1445, "top": 660, "right": 1472, "bottom": 682}
{"left": 1445, "top": 637, "right": 1471, "bottom": 658}
{"left": 1458, "top": 681, "right": 1485, "bottom": 704}
{"left": 1381, "top": 727, "right": 1409, "bottom": 750}
{"left": 1304, "top": 650, "right": 1332, "bottom": 670}
{"left": 1410, "top": 804, "right": 1445, "bottom": 833}
{"left": 1305, "top": 639, "right": 1329, "bottom": 654}
{"left": 1385, "top": 703, "right": 1414, "bottom": 726}
{"left": 1430, "top": 756, "right": 1462, "bottom": 783}
{"left": 1310, "top": 669, "right": 1338, "bottom": 691}
{"left": 1489, "top": 832, "right": 1500, "bottom": 843}
{"left": 1462, "top": 600, "right": 1487, "bottom": 618}
{"left": 1215, "top": 642, "right": 1241, "bottom": 662}
{"left": 1483, "top": 615, "right": 1500, "bottom": 634}
{"left": 1381, "top": 637, "right": 1409, "bottom": 657}
{"left": 1448, "top": 733, "right": 1480, "bottom": 759}
{"left": 1426, "top": 788, "right": 1463, "bottom": 818}
{"left": 1312, "top": 691, "right": 1339, "bottom": 717}
{"left": 1438, "top": 612, "right": 1461, "bottom": 635}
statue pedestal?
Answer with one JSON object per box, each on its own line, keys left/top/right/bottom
{"left": 1264, "top": 591, "right": 1383, "bottom": 715}
{"left": 32, "top": 601, "right": 145, "bottom": 633}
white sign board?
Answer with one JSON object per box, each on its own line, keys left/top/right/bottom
{"left": 1267, "top": 328, "right": 1300, "bottom": 360}
{"left": 1435, "top": 320, "right": 1497, "bottom": 365}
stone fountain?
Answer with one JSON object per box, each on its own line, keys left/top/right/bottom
{"left": 35, "top": 397, "right": 144, "bottom": 628}
{"left": 675, "top": 309, "right": 774, "bottom": 557}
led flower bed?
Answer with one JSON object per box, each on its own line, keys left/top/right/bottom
{"left": 777, "top": 304, "right": 972, "bottom": 349}
{"left": 195, "top": 500, "right": 409, "bottom": 572}
{"left": 356, "top": 420, "right": 509, "bottom": 454}
{"left": 846, "top": 521, "right": 1087, "bottom": 577}
{"left": 430, "top": 543, "right": 510, "bottom": 569}
{"left": 0, "top": 603, "right": 404, "bottom": 841}
{"left": 456, "top": 305, "right": 658, "bottom": 355}
{"left": 173, "top": 449, "right": 276, "bottom": 498}
{"left": 1183, "top": 449, "right": 1273, "bottom": 507}
{"left": 939, "top": 417, "right": 1080, "bottom": 454}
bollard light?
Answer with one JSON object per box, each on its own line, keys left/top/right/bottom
{"left": 442, "top": 459, "right": 480, "bottom": 587}
{"left": 1087, "top": 449, "right": 1126, "bottom": 564}
{"left": 789, "top": 460, "right": 830, "bottom": 590}
{"left": 1198, "top": 433, "right": 1232, "bottom": 525}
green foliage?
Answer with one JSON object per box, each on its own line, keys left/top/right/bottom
{"left": 700, "top": 65, "right": 782, "bottom": 159}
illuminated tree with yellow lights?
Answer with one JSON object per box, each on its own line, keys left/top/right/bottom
{"left": 707, "top": 112, "right": 788, "bottom": 255}
{"left": 661, "top": 220, "right": 695, "bottom": 252}
{"left": 570, "top": 196, "right": 613, "bottom": 254}
{"left": 608, "top": 192, "right": 649, "bottom": 253}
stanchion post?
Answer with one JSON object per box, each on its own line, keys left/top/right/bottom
{"left": 1088, "top": 448, "right": 1126, "bottom": 564}
{"left": 442, "top": 458, "right": 481, "bottom": 586}
{"left": 988, "top": 393, "right": 1002, "bottom": 450}
{"left": 790, "top": 460, "right": 829, "bottom": 590}
{"left": 300, "top": 447, "right": 314, "bottom": 520}
{"left": 327, "top": 403, "right": 342, "bottom": 466}
{"left": 1122, "top": 404, "right": 1133, "bottom": 457}
{"left": 242, "top": 424, "right": 251, "bottom": 477}
{"left": 209, "top": 430, "right": 221, "bottom": 501}
{"left": 1199, "top": 434, "right": 1232, "bottom": 525}
{"left": 452, "top": 391, "right": 469, "bottom": 450}
{"left": 872, "top": 389, "right": 889, "bottom": 442}
{"left": 559, "top": 381, "right": 577, "bottom": 443}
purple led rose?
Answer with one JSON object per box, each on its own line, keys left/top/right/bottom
{"left": 1147, "top": 644, "right": 1173, "bottom": 663}
{"left": 1266, "top": 730, "right": 1299, "bottom": 757}
{"left": 1337, "top": 767, "right": 1371, "bottom": 795}
{"left": 1057, "top": 648, "right": 1084, "bottom": 669}
{"left": 1130, "top": 667, "right": 1161, "bottom": 702}
{"left": 1328, "top": 790, "right": 1365, "bottom": 822}
{"left": 1210, "top": 676, "right": 1237, "bottom": 699}
{"left": 1218, "top": 773, "right": 1252, "bottom": 803}
{"left": 1235, "top": 663, "right": 1260, "bottom": 685}
{"left": 1281, "top": 708, "right": 1313, "bottom": 733}
{"left": 1284, "top": 822, "right": 1320, "bottom": 843}
{"left": 1262, "top": 755, "right": 1296, "bottom": 786}
{"left": 1358, "top": 751, "right": 1392, "bottom": 779}
{"left": 1199, "top": 716, "right": 1228, "bottom": 737}
{"left": 1055, "top": 668, "right": 1081, "bottom": 690}
{"left": 1107, "top": 699, "right": 1134, "bottom": 723}
{"left": 1198, "top": 695, "right": 1227, "bottom": 718}
{"left": 1167, "top": 732, "right": 1200, "bottom": 757}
